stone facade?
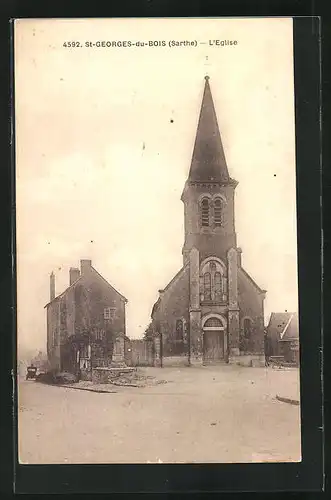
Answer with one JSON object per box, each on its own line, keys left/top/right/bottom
{"left": 151, "top": 77, "right": 266, "bottom": 366}
{"left": 152, "top": 264, "right": 190, "bottom": 363}
{"left": 45, "top": 259, "right": 127, "bottom": 376}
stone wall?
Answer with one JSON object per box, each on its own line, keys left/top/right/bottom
{"left": 162, "top": 355, "right": 190, "bottom": 367}
{"left": 238, "top": 268, "right": 265, "bottom": 355}
{"left": 92, "top": 366, "right": 136, "bottom": 384}
{"left": 229, "top": 353, "right": 265, "bottom": 367}
{"left": 152, "top": 264, "right": 190, "bottom": 363}
{"left": 73, "top": 271, "right": 126, "bottom": 356}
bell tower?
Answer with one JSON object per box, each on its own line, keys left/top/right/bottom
{"left": 181, "top": 76, "right": 238, "bottom": 264}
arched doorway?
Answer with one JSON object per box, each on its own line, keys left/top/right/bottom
{"left": 202, "top": 314, "right": 227, "bottom": 362}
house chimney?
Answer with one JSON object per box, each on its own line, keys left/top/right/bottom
{"left": 50, "top": 272, "right": 55, "bottom": 301}
{"left": 69, "top": 267, "right": 80, "bottom": 286}
{"left": 80, "top": 259, "right": 92, "bottom": 275}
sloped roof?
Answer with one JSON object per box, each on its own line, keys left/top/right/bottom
{"left": 239, "top": 267, "right": 267, "bottom": 295}
{"left": 267, "top": 312, "right": 299, "bottom": 340}
{"left": 161, "top": 263, "right": 189, "bottom": 294}
{"left": 91, "top": 266, "right": 128, "bottom": 303}
{"left": 151, "top": 263, "right": 189, "bottom": 317}
{"left": 279, "top": 312, "right": 299, "bottom": 340}
{"left": 44, "top": 265, "right": 127, "bottom": 308}
{"left": 151, "top": 297, "right": 161, "bottom": 318}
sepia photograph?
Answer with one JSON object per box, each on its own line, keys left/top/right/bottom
{"left": 15, "top": 17, "right": 301, "bottom": 465}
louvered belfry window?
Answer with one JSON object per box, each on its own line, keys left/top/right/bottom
{"left": 201, "top": 198, "right": 210, "bottom": 226}
{"left": 214, "top": 198, "right": 223, "bottom": 226}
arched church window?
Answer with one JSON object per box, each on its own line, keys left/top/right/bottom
{"left": 200, "top": 259, "right": 228, "bottom": 303}
{"left": 214, "top": 272, "right": 222, "bottom": 300}
{"left": 243, "top": 318, "right": 253, "bottom": 339}
{"left": 201, "top": 198, "right": 210, "bottom": 227}
{"left": 214, "top": 198, "right": 223, "bottom": 227}
{"left": 175, "top": 319, "right": 184, "bottom": 341}
{"left": 204, "top": 272, "right": 211, "bottom": 300}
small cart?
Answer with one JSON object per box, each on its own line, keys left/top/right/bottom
{"left": 26, "top": 366, "right": 37, "bottom": 380}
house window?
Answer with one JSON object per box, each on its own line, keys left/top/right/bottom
{"left": 95, "top": 329, "right": 105, "bottom": 341}
{"left": 213, "top": 198, "right": 223, "bottom": 227}
{"left": 104, "top": 307, "right": 116, "bottom": 320}
{"left": 201, "top": 198, "right": 210, "bottom": 227}
{"left": 204, "top": 272, "right": 212, "bottom": 300}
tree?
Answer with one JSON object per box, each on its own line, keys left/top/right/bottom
{"left": 143, "top": 322, "right": 155, "bottom": 340}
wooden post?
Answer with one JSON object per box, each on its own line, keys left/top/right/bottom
{"left": 160, "top": 331, "right": 163, "bottom": 368}
{"left": 89, "top": 335, "right": 92, "bottom": 379}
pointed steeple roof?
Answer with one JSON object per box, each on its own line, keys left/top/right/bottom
{"left": 188, "top": 76, "right": 231, "bottom": 183}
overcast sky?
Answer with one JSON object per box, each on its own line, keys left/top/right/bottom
{"left": 15, "top": 18, "right": 297, "bottom": 353}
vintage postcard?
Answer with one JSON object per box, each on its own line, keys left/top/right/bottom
{"left": 15, "top": 18, "right": 301, "bottom": 464}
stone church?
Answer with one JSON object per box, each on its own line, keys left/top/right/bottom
{"left": 151, "top": 76, "right": 266, "bottom": 366}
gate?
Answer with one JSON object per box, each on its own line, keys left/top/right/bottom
{"left": 130, "top": 339, "right": 154, "bottom": 366}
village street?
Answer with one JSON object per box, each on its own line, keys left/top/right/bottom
{"left": 18, "top": 365, "right": 301, "bottom": 464}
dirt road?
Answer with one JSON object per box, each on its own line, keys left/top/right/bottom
{"left": 18, "top": 365, "right": 301, "bottom": 464}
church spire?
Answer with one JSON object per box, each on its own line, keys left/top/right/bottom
{"left": 188, "top": 76, "right": 230, "bottom": 183}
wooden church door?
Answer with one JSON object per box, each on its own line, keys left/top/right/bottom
{"left": 203, "top": 317, "right": 225, "bottom": 362}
